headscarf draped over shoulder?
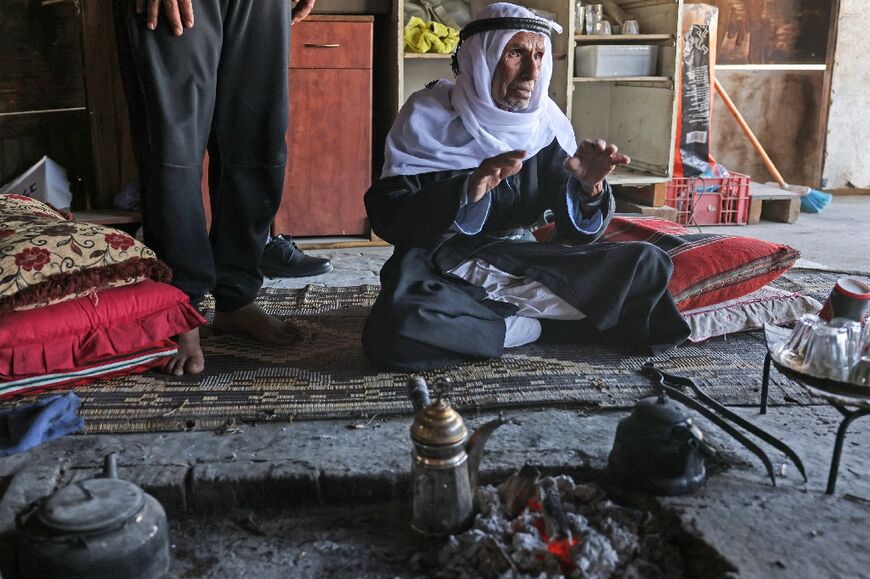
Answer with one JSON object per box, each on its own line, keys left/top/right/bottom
{"left": 382, "top": 2, "right": 577, "bottom": 177}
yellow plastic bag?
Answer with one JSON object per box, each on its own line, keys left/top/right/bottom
{"left": 404, "top": 16, "right": 459, "bottom": 54}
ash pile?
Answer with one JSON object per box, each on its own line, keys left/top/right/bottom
{"left": 426, "top": 468, "right": 685, "bottom": 578}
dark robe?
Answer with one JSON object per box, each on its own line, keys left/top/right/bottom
{"left": 363, "top": 139, "right": 690, "bottom": 371}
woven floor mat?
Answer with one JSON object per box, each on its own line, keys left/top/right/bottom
{"left": 19, "top": 268, "right": 870, "bottom": 433}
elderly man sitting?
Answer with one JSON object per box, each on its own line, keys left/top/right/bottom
{"left": 363, "top": 2, "right": 689, "bottom": 371}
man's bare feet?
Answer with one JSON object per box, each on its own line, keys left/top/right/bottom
{"left": 212, "top": 302, "right": 303, "bottom": 345}
{"left": 163, "top": 327, "right": 205, "bottom": 376}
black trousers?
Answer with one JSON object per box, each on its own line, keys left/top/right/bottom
{"left": 114, "top": 0, "right": 290, "bottom": 311}
{"left": 363, "top": 241, "right": 691, "bottom": 371}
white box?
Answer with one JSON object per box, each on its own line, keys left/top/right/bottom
{"left": 0, "top": 155, "right": 73, "bottom": 210}
{"left": 574, "top": 45, "right": 659, "bottom": 78}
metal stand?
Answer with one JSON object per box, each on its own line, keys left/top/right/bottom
{"left": 761, "top": 352, "right": 771, "bottom": 415}
{"left": 760, "top": 352, "right": 870, "bottom": 495}
{"left": 826, "top": 405, "right": 870, "bottom": 495}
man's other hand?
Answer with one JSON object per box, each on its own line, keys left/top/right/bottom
{"left": 469, "top": 150, "right": 526, "bottom": 203}
{"left": 292, "top": 0, "right": 317, "bottom": 25}
{"left": 137, "top": 0, "right": 194, "bottom": 35}
{"left": 564, "top": 139, "right": 630, "bottom": 195}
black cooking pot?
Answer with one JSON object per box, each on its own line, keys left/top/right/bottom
{"left": 608, "top": 393, "right": 715, "bottom": 496}
{"left": 16, "top": 453, "right": 169, "bottom": 579}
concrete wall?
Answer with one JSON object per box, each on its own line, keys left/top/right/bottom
{"left": 822, "top": 0, "right": 870, "bottom": 191}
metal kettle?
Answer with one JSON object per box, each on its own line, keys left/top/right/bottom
{"left": 408, "top": 377, "right": 508, "bottom": 535}
{"left": 16, "top": 453, "right": 170, "bottom": 579}
{"left": 608, "top": 393, "right": 715, "bottom": 496}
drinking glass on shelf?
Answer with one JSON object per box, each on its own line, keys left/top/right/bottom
{"left": 585, "top": 9, "right": 597, "bottom": 36}
{"left": 575, "top": 2, "right": 586, "bottom": 34}
{"left": 594, "top": 20, "right": 611, "bottom": 35}
{"left": 623, "top": 20, "right": 640, "bottom": 34}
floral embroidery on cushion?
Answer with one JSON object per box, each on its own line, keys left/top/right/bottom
{"left": 104, "top": 232, "right": 135, "bottom": 251}
{"left": 14, "top": 247, "right": 51, "bottom": 272}
{"left": 0, "top": 194, "right": 171, "bottom": 312}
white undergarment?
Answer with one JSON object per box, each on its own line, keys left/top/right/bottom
{"left": 448, "top": 258, "right": 586, "bottom": 348}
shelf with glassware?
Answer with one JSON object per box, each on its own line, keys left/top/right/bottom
{"left": 393, "top": 0, "right": 681, "bottom": 186}
{"left": 568, "top": 0, "right": 681, "bottom": 185}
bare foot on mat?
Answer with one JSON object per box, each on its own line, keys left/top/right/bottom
{"left": 163, "top": 327, "right": 205, "bottom": 376}
{"left": 212, "top": 302, "right": 303, "bottom": 345}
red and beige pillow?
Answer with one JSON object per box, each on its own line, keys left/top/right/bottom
{"left": 0, "top": 280, "right": 205, "bottom": 399}
{"left": 0, "top": 195, "right": 205, "bottom": 398}
{"left": 0, "top": 194, "right": 170, "bottom": 313}
{"left": 534, "top": 216, "right": 801, "bottom": 311}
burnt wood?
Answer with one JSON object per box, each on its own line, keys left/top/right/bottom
{"left": 706, "top": 0, "right": 833, "bottom": 65}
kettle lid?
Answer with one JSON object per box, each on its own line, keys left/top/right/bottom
{"left": 37, "top": 478, "right": 145, "bottom": 533}
{"left": 632, "top": 394, "right": 690, "bottom": 424}
{"left": 410, "top": 399, "right": 468, "bottom": 446}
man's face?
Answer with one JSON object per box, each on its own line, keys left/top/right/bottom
{"left": 491, "top": 31, "right": 545, "bottom": 112}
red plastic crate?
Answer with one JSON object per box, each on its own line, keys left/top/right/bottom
{"left": 664, "top": 172, "right": 750, "bottom": 225}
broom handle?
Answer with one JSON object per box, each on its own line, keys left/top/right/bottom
{"left": 713, "top": 78, "right": 787, "bottom": 187}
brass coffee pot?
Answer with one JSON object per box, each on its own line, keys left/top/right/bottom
{"left": 408, "top": 377, "right": 508, "bottom": 535}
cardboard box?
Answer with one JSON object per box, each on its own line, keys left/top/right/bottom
{"left": 0, "top": 156, "right": 73, "bottom": 210}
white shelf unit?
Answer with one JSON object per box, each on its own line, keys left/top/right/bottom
{"left": 394, "top": 0, "right": 682, "bottom": 186}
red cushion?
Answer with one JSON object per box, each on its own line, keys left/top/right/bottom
{"left": 0, "top": 280, "right": 206, "bottom": 397}
{"left": 533, "top": 216, "right": 800, "bottom": 311}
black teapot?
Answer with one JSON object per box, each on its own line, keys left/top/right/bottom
{"left": 608, "top": 393, "right": 715, "bottom": 496}
{"left": 16, "top": 453, "right": 170, "bottom": 579}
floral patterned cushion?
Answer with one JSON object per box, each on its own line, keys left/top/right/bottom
{"left": 0, "top": 195, "right": 170, "bottom": 313}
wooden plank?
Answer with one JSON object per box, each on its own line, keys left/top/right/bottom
{"left": 712, "top": 70, "right": 826, "bottom": 187}
{"left": 760, "top": 197, "right": 800, "bottom": 224}
{"left": 81, "top": 0, "right": 124, "bottom": 210}
{"left": 74, "top": 210, "right": 142, "bottom": 226}
{"left": 276, "top": 65, "right": 372, "bottom": 236}
{"left": 748, "top": 198, "right": 762, "bottom": 224}
{"left": 614, "top": 198, "right": 678, "bottom": 221}
{"left": 613, "top": 182, "right": 668, "bottom": 206}
{"left": 290, "top": 18, "right": 374, "bottom": 69}
{"left": 574, "top": 34, "right": 673, "bottom": 42}
{"left": 573, "top": 76, "right": 671, "bottom": 84}
{"left": 0, "top": 0, "right": 85, "bottom": 114}
{"left": 748, "top": 181, "right": 801, "bottom": 200}
{"left": 704, "top": 0, "right": 832, "bottom": 65}
{"left": 0, "top": 110, "right": 92, "bottom": 207}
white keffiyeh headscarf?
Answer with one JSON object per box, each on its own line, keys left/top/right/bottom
{"left": 382, "top": 2, "right": 577, "bottom": 177}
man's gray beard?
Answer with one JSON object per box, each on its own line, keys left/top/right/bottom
{"left": 503, "top": 97, "right": 531, "bottom": 112}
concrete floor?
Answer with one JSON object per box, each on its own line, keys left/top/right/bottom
{"left": 1, "top": 196, "right": 869, "bottom": 578}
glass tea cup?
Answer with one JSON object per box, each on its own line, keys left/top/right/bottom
{"left": 594, "top": 20, "right": 612, "bottom": 35}
{"left": 802, "top": 318, "right": 862, "bottom": 381}
{"left": 848, "top": 355, "right": 870, "bottom": 386}
{"left": 622, "top": 20, "right": 640, "bottom": 34}
{"left": 775, "top": 313, "right": 820, "bottom": 369}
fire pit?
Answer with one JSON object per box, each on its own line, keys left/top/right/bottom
{"left": 419, "top": 471, "right": 694, "bottom": 578}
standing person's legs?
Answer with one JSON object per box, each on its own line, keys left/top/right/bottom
{"left": 204, "top": 0, "right": 301, "bottom": 343}
{"left": 114, "top": 0, "right": 226, "bottom": 374}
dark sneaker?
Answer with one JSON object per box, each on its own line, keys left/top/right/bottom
{"left": 260, "top": 235, "right": 333, "bottom": 278}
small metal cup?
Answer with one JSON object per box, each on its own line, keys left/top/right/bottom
{"left": 819, "top": 277, "right": 870, "bottom": 322}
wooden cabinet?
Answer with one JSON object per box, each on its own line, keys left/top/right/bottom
{"left": 272, "top": 15, "right": 373, "bottom": 237}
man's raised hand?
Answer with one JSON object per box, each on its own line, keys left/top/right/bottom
{"left": 291, "top": 0, "right": 317, "bottom": 25}
{"left": 564, "top": 139, "right": 630, "bottom": 194}
{"left": 468, "top": 150, "right": 526, "bottom": 203}
{"left": 137, "top": 0, "right": 194, "bottom": 35}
